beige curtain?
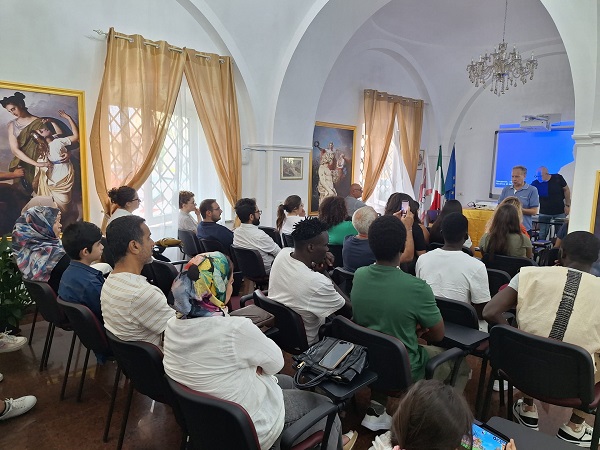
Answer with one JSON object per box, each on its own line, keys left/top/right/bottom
{"left": 184, "top": 50, "right": 242, "bottom": 208}
{"left": 362, "top": 90, "right": 397, "bottom": 201}
{"left": 397, "top": 97, "right": 424, "bottom": 185}
{"left": 90, "top": 28, "right": 185, "bottom": 227}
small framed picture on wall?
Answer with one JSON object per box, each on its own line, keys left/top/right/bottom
{"left": 280, "top": 156, "right": 303, "bottom": 180}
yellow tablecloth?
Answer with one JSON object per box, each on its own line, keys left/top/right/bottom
{"left": 463, "top": 208, "right": 495, "bottom": 248}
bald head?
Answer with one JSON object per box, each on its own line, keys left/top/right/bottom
{"left": 535, "top": 166, "right": 550, "bottom": 182}
{"left": 350, "top": 183, "right": 363, "bottom": 199}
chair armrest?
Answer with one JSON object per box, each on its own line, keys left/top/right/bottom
{"left": 424, "top": 347, "right": 465, "bottom": 380}
{"left": 239, "top": 293, "right": 254, "bottom": 308}
{"left": 280, "top": 402, "right": 339, "bottom": 450}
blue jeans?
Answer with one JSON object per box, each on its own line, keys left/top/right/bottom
{"left": 537, "top": 213, "right": 566, "bottom": 240}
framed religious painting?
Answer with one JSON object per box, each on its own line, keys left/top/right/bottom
{"left": 0, "top": 81, "right": 88, "bottom": 236}
{"left": 592, "top": 171, "right": 600, "bottom": 238}
{"left": 309, "top": 122, "right": 356, "bottom": 215}
{"left": 280, "top": 156, "right": 303, "bottom": 180}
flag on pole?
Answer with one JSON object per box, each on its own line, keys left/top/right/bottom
{"left": 430, "top": 145, "right": 445, "bottom": 210}
{"left": 445, "top": 145, "right": 456, "bottom": 200}
{"left": 418, "top": 149, "right": 432, "bottom": 222}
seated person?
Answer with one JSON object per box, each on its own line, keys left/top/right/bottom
{"left": 58, "top": 221, "right": 106, "bottom": 324}
{"left": 233, "top": 198, "right": 280, "bottom": 273}
{"left": 12, "top": 205, "right": 70, "bottom": 293}
{"left": 496, "top": 196, "right": 529, "bottom": 237}
{"left": 197, "top": 198, "right": 233, "bottom": 249}
{"left": 343, "top": 206, "right": 415, "bottom": 272}
{"left": 101, "top": 215, "right": 175, "bottom": 346}
{"left": 416, "top": 213, "right": 490, "bottom": 330}
{"left": 483, "top": 231, "right": 600, "bottom": 446}
{"left": 276, "top": 195, "right": 305, "bottom": 236}
{"left": 268, "top": 217, "right": 351, "bottom": 345}
{"left": 427, "top": 199, "right": 473, "bottom": 250}
{"left": 178, "top": 190, "right": 201, "bottom": 233}
{"left": 479, "top": 203, "right": 533, "bottom": 259}
{"left": 319, "top": 196, "right": 357, "bottom": 245}
{"left": 107, "top": 186, "right": 140, "bottom": 224}
{"left": 384, "top": 193, "right": 427, "bottom": 274}
{"left": 368, "top": 380, "right": 516, "bottom": 450}
{"left": 352, "top": 215, "right": 469, "bottom": 431}
{"left": 345, "top": 183, "right": 367, "bottom": 216}
{"left": 342, "top": 206, "right": 378, "bottom": 272}
{"left": 163, "top": 251, "right": 354, "bottom": 450}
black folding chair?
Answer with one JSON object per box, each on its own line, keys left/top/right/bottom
{"left": 259, "top": 226, "right": 283, "bottom": 248}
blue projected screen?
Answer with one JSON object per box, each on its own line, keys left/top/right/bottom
{"left": 490, "top": 125, "right": 575, "bottom": 197}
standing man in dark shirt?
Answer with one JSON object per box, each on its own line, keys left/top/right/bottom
{"left": 197, "top": 198, "right": 234, "bottom": 250}
{"left": 531, "top": 166, "right": 571, "bottom": 240}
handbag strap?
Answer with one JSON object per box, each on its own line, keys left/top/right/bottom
{"left": 293, "top": 361, "right": 329, "bottom": 389}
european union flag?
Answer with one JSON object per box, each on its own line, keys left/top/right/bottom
{"left": 445, "top": 145, "right": 456, "bottom": 200}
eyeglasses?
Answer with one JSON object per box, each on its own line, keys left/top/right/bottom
{"left": 212, "top": 207, "right": 222, "bottom": 211}
{"left": 132, "top": 198, "right": 141, "bottom": 202}
{"left": 255, "top": 210, "right": 262, "bottom": 214}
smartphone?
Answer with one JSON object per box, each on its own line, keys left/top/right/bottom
{"left": 461, "top": 422, "right": 509, "bottom": 450}
{"left": 318, "top": 341, "right": 355, "bottom": 370}
{"left": 401, "top": 200, "right": 410, "bottom": 213}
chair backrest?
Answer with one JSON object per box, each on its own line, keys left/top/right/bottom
{"left": 141, "top": 260, "right": 178, "bottom": 299}
{"left": 538, "top": 247, "right": 561, "bottom": 266}
{"left": 200, "top": 238, "right": 227, "bottom": 255}
{"left": 331, "top": 267, "right": 354, "bottom": 296}
{"left": 231, "top": 246, "right": 267, "bottom": 279}
{"left": 23, "top": 280, "right": 68, "bottom": 327}
{"left": 178, "top": 229, "right": 202, "bottom": 258}
{"left": 486, "top": 268, "right": 512, "bottom": 297}
{"left": 482, "top": 254, "right": 535, "bottom": 278}
{"left": 56, "top": 298, "right": 110, "bottom": 355}
{"left": 435, "top": 296, "right": 479, "bottom": 330}
{"left": 166, "top": 376, "right": 261, "bottom": 450}
{"left": 426, "top": 209, "right": 440, "bottom": 226}
{"left": 259, "top": 226, "right": 283, "bottom": 248}
{"left": 105, "top": 330, "right": 174, "bottom": 405}
{"left": 328, "top": 244, "right": 343, "bottom": 268}
{"left": 253, "top": 290, "right": 308, "bottom": 354}
{"left": 326, "top": 316, "right": 412, "bottom": 394}
{"left": 282, "top": 233, "right": 294, "bottom": 248}
{"left": 489, "top": 325, "right": 596, "bottom": 408}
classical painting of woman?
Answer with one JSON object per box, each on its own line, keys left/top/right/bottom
{"left": 309, "top": 122, "right": 355, "bottom": 215}
{"left": 0, "top": 82, "right": 87, "bottom": 235}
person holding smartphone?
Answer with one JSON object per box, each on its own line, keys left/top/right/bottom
{"left": 368, "top": 380, "right": 517, "bottom": 450}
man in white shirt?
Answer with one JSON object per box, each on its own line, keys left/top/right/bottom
{"left": 268, "top": 217, "right": 351, "bottom": 344}
{"left": 416, "top": 212, "right": 490, "bottom": 327}
{"left": 484, "top": 231, "right": 600, "bottom": 446}
{"left": 233, "top": 198, "right": 280, "bottom": 273}
{"left": 101, "top": 215, "right": 175, "bottom": 346}
{"left": 178, "top": 191, "right": 201, "bottom": 233}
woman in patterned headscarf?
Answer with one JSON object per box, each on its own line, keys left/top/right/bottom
{"left": 163, "top": 251, "right": 350, "bottom": 450}
{"left": 12, "top": 206, "right": 70, "bottom": 293}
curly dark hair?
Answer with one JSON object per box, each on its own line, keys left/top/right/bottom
{"left": 107, "top": 186, "right": 137, "bottom": 208}
{"left": 318, "top": 196, "right": 348, "bottom": 229}
{"left": 429, "top": 199, "right": 463, "bottom": 243}
{"left": 0, "top": 92, "right": 27, "bottom": 109}
{"left": 291, "top": 217, "right": 328, "bottom": 243}
{"left": 384, "top": 193, "right": 422, "bottom": 224}
{"left": 368, "top": 215, "right": 406, "bottom": 261}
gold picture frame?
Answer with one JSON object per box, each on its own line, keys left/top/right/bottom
{"left": 280, "top": 156, "right": 303, "bottom": 180}
{"left": 309, "top": 121, "right": 356, "bottom": 215}
{"left": 591, "top": 170, "right": 600, "bottom": 237}
{"left": 0, "top": 80, "right": 88, "bottom": 235}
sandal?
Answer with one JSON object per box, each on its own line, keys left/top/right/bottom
{"left": 343, "top": 430, "right": 358, "bottom": 450}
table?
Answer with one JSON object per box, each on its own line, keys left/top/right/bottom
{"left": 487, "top": 416, "right": 576, "bottom": 449}
{"left": 442, "top": 322, "right": 489, "bottom": 350}
{"left": 463, "top": 208, "right": 495, "bottom": 249}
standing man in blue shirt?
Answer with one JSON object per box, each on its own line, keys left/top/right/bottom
{"left": 498, "top": 165, "right": 539, "bottom": 236}
{"left": 59, "top": 221, "right": 106, "bottom": 324}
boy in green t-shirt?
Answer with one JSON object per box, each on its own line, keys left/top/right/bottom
{"left": 351, "top": 215, "right": 470, "bottom": 431}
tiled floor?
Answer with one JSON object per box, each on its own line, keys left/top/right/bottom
{"left": 0, "top": 317, "right": 584, "bottom": 449}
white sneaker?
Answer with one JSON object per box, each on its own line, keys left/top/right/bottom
{"left": 0, "top": 332, "right": 27, "bottom": 353}
{"left": 0, "top": 396, "right": 37, "bottom": 421}
{"left": 512, "top": 398, "right": 539, "bottom": 431}
{"left": 557, "top": 422, "right": 593, "bottom": 447}
{"left": 361, "top": 401, "right": 393, "bottom": 431}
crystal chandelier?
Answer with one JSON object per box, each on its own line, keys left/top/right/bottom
{"left": 467, "top": 0, "right": 538, "bottom": 96}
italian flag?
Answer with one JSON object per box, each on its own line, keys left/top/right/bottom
{"left": 430, "top": 145, "right": 445, "bottom": 210}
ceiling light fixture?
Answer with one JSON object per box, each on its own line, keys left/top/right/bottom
{"left": 467, "top": 0, "right": 537, "bottom": 96}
